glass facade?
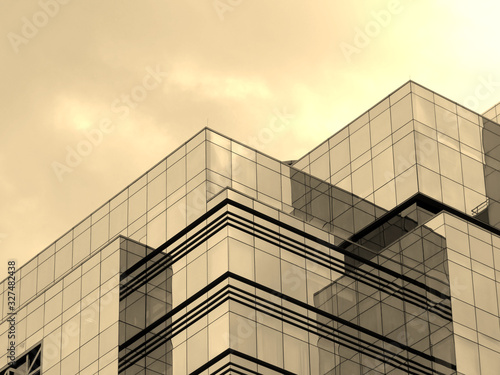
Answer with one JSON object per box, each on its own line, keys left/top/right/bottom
{"left": 1, "top": 81, "right": 500, "bottom": 374}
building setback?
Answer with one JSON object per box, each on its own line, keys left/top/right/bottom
{"left": 1, "top": 81, "right": 500, "bottom": 374}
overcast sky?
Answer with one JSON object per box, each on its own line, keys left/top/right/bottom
{"left": 2, "top": 0, "right": 500, "bottom": 280}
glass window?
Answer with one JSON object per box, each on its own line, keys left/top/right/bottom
{"left": 44, "top": 292, "right": 62, "bottom": 324}
{"left": 187, "top": 328, "right": 207, "bottom": 373}
{"left": 61, "top": 314, "right": 80, "bottom": 358}
{"left": 167, "top": 144, "right": 186, "bottom": 168}
{"left": 458, "top": 117, "right": 481, "bottom": 151}
{"left": 20, "top": 270, "right": 36, "bottom": 306}
{"left": 469, "top": 236, "right": 493, "bottom": 266}
{"left": 101, "top": 249, "right": 119, "bottom": 284}
{"left": 461, "top": 154, "right": 485, "bottom": 194}
{"left": 186, "top": 183, "right": 206, "bottom": 225}
{"left": 73, "top": 229, "right": 91, "bottom": 265}
{"left": 80, "top": 336, "right": 99, "bottom": 370}
{"left": 232, "top": 153, "right": 257, "bottom": 189}
{"left": 207, "top": 141, "right": 231, "bottom": 178}
{"left": 91, "top": 215, "right": 109, "bottom": 252}
{"left": 56, "top": 230, "right": 72, "bottom": 251}
{"left": 232, "top": 140, "right": 256, "bottom": 161}
{"left": 37, "top": 256, "right": 55, "bottom": 292}
{"left": 415, "top": 133, "right": 439, "bottom": 171}
{"left": 255, "top": 249, "right": 280, "bottom": 290}
{"left": 148, "top": 171, "right": 166, "bottom": 209}
{"left": 412, "top": 94, "right": 436, "bottom": 129}
{"left": 167, "top": 157, "right": 186, "bottom": 195}
{"left": 448, "top": 261, "right": 474, "bottom": 304}
{"left": 63, "top": 279, "right": 81, "bottom": 311}
{"left": 43, "top": 327, "right": 61, "bottom": 369}
{"left": 61, "top": 349, "right": 79, "bottom": 375}
{"left": 391, "top": 94, "right": 412, "bottom": 132}
{"left": 372, "top": 147, "right": 394, "bottom": 190}
{"left": 435, "top": 105, "right": 459, "bottom": 139}
{"left": 373, "top": 180, "right": 397, "bottom": 211}
{"left": 167, "top": 197, "right": 186, "bottom": 238}
{"left": 350, "top": 123, "right": 370, "bottom": 161}
{"left": 146, "top": 211, "right": 166, "bottom": 248}
{"left": 281, "top": 260, "right": 306, "bottom": 302}
{"left": 417, "top": 166, "right": 442, "bottom": 202}
{"left": 99, "top": 322, "right": 118, "bottom": 357}
{"left": 257, "top": 165, "right": 281, "bottom": 200}
{"left": 370, "top": 109, "right": 391, "bottom": 146}
{"left": 229, "top": 312, "right": 256, "bottom": 355}
{"left": 283, "top": 334, "right": 309, "bottom": 374}
{"left": 349, "top": 112, "right": 369, "bottom": 134}
{"left": 393, "top": 133, "right": 416, "bottom": 177}
{"left": 445, "top": 226, "right": 470, "bottom": 257}
{"left": 187, "top": 254, "right": 207, "bottom": 298}
{"left": 229, "top": 238, "right": 254, "bottom": 281}
{"left": 257, "top": 324, "right": 283, "bottom": 368}
{"left": 451, "top": 297, "right": 476, "bottom": 329}
{"left": 257, "top": 153, "right": 281, "bottom": 172}
{"left": 26, "top": 305, "right": 43, "bottom": 337}
{"left": 438, "top": 143, "right": 462, "bottom": 183}
{"left": 310, "top": 152, "right": 330, "bottom": 181}
{"left": 441, "top": 177, "right": 465, "bottom": 212}
{"left": 129, "top": 187, "right": 146, "bottom": 224}
{"left": 473, "top": 272, "right": 498, "bottom": 314}
{"left": 310, "top": 142, "right": 329, "bottom": 164}
{"left": 55, "top": 243, "right": 72, "bottom": 279}
{"left": 208, "top": 313, "right": 229, "bottom": 359}
{"left": 464, "top": 187, "right": 487, "bottom": 217}
{"left": 82, "top": 265, "right": 100, "bottom": 298}
{"left": 352, "top": 161, "right": 373, "bottom": 199}
{"left": 187, "top": 142, "right": 206, "bottom": 181}
{"left": 476, "top": 308, "right": 500, "bottom": 339}
{"left": 395, "top": 165, "right": 418, "bottom": 204}
{"left": 81, "top": 299, "right": 99, "bottom": 345}
{"left": 92, "top": 204, "right": 109, "bottom": 226}
{"left": 306, "top": 271, "right": 330, "bottom": 305}
{"left": 100, "top": 287, "right": 119, "bottom": 331}
{"left": 330, "top": 138, "right": 350, "bottom": 175}
{"left": 172, "top": 268, "right": 186, "bottom": 308}
{"left": 454, "top": 336, "right": 480, "bottom": 375}
{"left": 359, "top": 304, "right": 383, "bottom": 334}
{"left": 370, "top": 98, "right": 389, "bottom": 119}
{"left": 208, "top": 239, "right": 228, "bottom": 282}
{"left": 110, "top": 202, "right": 127, "bottom": 238}
{"left": 480, "top": 345, "right": 500, "bottom": 374}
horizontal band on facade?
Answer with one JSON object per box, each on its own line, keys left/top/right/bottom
{"left": 120, "top": 206, "right": 451, "bottom": 321}
{"left": 118, "top": 272, "right": 455, "bottom": 375}
{"left": 120, "top": 197, "right": 451, "bottom": 302}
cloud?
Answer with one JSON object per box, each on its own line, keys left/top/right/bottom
{"left": 2, "top": 0, "right": 500, "bottom": 280}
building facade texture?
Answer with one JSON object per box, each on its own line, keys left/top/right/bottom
{"left": 1, "top": 81, "right": 500, "bottom": 374}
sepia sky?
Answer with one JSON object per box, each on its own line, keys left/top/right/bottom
{"left": 2, "top": 0, "right": 500, "bottom": 280}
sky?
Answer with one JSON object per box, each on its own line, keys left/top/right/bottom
{"left": 2, "top": 0, "right": 500, "bottom": 280}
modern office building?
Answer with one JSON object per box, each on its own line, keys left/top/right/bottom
{"left": 1, "top": 81, "right": 500, "bottom": 374}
